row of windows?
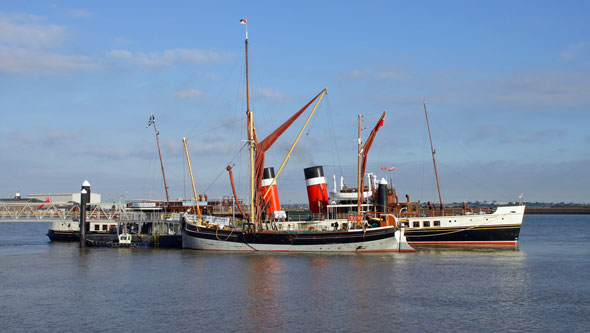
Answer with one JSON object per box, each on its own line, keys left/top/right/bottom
{"left": 94, "top": 224, "right": 115, "bottom": 231}
{"left": 402, "top": 220, "right": 441, "bottom": 228}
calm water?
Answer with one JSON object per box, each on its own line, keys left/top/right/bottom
{"left": 0, "top": 215, "right": 588, "bottom": 332}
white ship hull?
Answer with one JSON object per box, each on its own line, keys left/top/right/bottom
{"left": 401, "top": 205, "right": 525, "bottom": 246}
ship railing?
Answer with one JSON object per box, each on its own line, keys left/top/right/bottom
{"left": 394, "top": 206, "right": 497, "bottom": 218}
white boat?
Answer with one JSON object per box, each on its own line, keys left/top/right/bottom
{"left": 389, "top": 102, "right": 525, "bottom": 247}
{"left": 399, "top": 205, "right": 525, "bottom": 246}
{"left": 47, "top": 219, "right": 118, "bottom": 241}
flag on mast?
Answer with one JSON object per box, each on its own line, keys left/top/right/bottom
{"left": 240, "top": 18, "right": 247, "bottom": 24}
{"left": 146, "top": 114, "right": 155, "bottom": 128}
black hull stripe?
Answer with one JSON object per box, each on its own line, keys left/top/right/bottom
{"left": 405, "top": 225, "right": 521, "bottom": 242}
{"left": 183, "top": 225, "right": 397, "bottom": 246}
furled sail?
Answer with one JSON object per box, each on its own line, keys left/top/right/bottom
{"left": 358, "top": 111, "right": 386, "bottom": 209}
{"left": 253, "top": 89, "right": 325, "bottom": 219}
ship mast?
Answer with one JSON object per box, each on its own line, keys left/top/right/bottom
{"left": 183, "top": 138, "right": 202, "bottom": 223}
{"left": 244, "top": 23, "right": 256, "bottom": 230}
{"left": 357, "top": 114, "right": 362, "bottom": 220}
{"left": 150, "top": 114, "right": 170, "bottom": 203}
{"left": 423, "top": 102, "right": 443, "bottom": 209}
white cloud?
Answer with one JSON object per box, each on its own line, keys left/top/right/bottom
{"left": 0, "top": 12, "right": 97, "bottom": 75}
{"left": 257, "top": 88, "right": 288, "bottom": 100}
{"left": 561, "top": 42, "right": 590, "bottom": 61}
{"left": 80, "top": 147, "right": 131, "bottom": 160}
{"left": 0, "top": 46, "right": 97, "bottom": 75}
{"left": 500, "top": 130, "right": 565, "bottom": 144}
{"left": 348, "top": 65, "right": 412, "bottom": 82}
{"left": 107, "top": 48, "right": 230, "bottom": 68}
{"left": 174, "top": 89, "right": 205, "bottom": 99}
{"left": 345, "top": 65, "right": 590, "bottom": 110}
{"left": 67, "top": 9, "right": 91, "bottom": 18}
{"left": 0, "top": 12, "right": 67, "bottom": 48}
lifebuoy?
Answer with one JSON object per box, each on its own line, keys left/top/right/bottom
{"left": 356, "top": 215, "right": 363, "bottom": 222}
{"left": 348, "top": 214, "right": 355, "bottom": 222}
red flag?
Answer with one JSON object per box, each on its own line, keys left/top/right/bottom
{"left": 38, "top": 197, "right": 51, "bottom": 209}
{"left": 240, "top": 18, "right": 247, "bottom": 24}
{"left": 378, "top": 119, "right": 384, "bottom": 128}
{"left": 381, "top": 167, "right": 387, "bottom": 171}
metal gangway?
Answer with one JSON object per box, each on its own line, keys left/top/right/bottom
{"left": 0, "top": 202, "right": 129, "bottom": 223}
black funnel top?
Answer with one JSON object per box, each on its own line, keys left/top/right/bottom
{"left": 263, "top": 167, "right": 275, "bottom": 180}
{"left": 304, "top": 166, "right": 324, "bottom": 179}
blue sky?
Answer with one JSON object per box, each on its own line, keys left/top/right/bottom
{"left": 1, "top": 1, "right": 589, "bottom": 204}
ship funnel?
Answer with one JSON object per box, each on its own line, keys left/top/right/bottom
{"left": 304, "top": 166, "right": 329, "bottom": 214}
{"left": 376, "top": 178, "right": 388, "bottom": 213}
{"left": 261, "top": 167, "right": 281, "bottom": 215}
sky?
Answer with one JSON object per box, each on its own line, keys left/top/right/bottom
{"left": 1, "top": 1, "right": 589, "bottom": 204}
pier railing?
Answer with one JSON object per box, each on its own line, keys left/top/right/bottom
{"left": 0, "top": 202, "right": 157, "bottom": 222}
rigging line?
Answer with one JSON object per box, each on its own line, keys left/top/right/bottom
{"left": 185, "top": 57, "right": 241, "bottom": 137}
{"left": 203, "top": 142, "right": 249, "bottom": 194}
{"left": 420, "top": 106, "right": 427, "bottom": 202}
{"left": 325, "top": 97, "right": 343, "bottom": 176}
{"left": 184, "top": 117, "right": 243, "bottom": 139}
{"left": 433, "top": 116, "right": 514, "bottom": 202}
{"left": 182, "top": 148, "right": 187, "bottom": 200}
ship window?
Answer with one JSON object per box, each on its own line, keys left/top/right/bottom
{"left": 412, "top": 221, "right": 420, "bottom": 228}
{"left": 423, "top": 221, "right": 430, "bottom": 227}
{"left": 434, "top": 221, "right": 440, "bottom": 227}
{"left": 102, "top": 225, "right": 108, "bottom": 231}
{"left": 94, "top": 225, "right": 100, "bottom": 231}
{"left": 402, "top": 222, "right": 409, "bottom": 227}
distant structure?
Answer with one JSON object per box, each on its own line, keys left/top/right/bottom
{"left": 0, "top": 192, "right": 42, "bottom": 203}
{"left": 26, "top": 193, "right": 101, "bottom": 204}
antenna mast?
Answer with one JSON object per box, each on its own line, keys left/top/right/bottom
{"left": 150, "top": 114, "right": 170, "bottom": 203}
{"left": 423, "top": 102, "right": 443, "bottom": 209}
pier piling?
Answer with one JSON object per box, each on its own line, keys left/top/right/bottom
{"left": 79, "top": 180, "right": 91, "bottom": 248}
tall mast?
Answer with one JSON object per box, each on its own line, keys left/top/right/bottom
{"left": 357, "top": 114, "right": 362, "bottom": 220}
{"left": 151, "top": 114, "right": 170, "bottom": 203}
{"left": 423, "top": 102, "right": 443, "bottom": 209}
{"left": 245, "top": 25, "right": 256, "bottom": 229}
{"left": 183, "top": 138, "right": 202, "bottom": 223}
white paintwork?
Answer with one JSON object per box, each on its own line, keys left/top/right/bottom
{"left": 182, "top": 221, "right": 414, "bottom": 252}
{"left": 305, "top": 176, "right": 327, "bottom": 187}
{"left": 329, "top": 190, "right": 373, "bottom": 201}
{"left": 48, "top": 219, "right": 118, "bottom": 233}
{"left": 261, "top": 178, "right": 277, "bottom": 187}
{"left": 273, "top": 210, "right": 287, "bottom": 220}
{"left": 329, "top": 173, "right": 377, "bottom": 202}
{"left": 400, "top": 205, "right": 525, "bottom": 230}
{"left": 118, "top": 233, "right": 132, "bottom": 244}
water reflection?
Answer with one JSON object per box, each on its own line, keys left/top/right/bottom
{"left": 244, "top": 255, "right": 287, "bottom": 331}
{"left": 1, "top": 216, "right": 588, "bottom": 332}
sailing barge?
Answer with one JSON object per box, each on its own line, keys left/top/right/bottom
{"left": 181, "top": 21, "right": 414, "bottom": 253}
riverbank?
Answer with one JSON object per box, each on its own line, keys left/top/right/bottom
{"left": 525, "top": 207, "right": 590, "bottom": 214}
